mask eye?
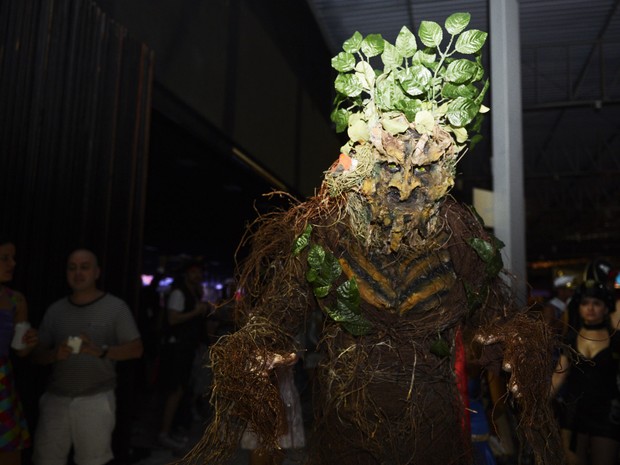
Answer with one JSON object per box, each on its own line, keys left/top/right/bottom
{"left": 386, "top": 162, "right": 401, "bottom": 173}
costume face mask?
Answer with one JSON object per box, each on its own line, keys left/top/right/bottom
{"left": 357, "top": 127, "right": 457, "bottom": 252}
{"left": 327, "top": 20, "right": 488, "bottom": 254}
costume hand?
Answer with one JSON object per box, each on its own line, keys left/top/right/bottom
{"left": 250, "top": 351, "right": 298, "bottom": 377}
{"left": 474, "top": 331, "right": 523, "bottom": 398}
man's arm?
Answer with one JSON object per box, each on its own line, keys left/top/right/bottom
{"left": 80, "top": 335, "right": 143, "bottom": 361}
{"left": 166, "top": 288, "right": 209, "bottom": 325}
{"left": 13, "top": 291, "right": 39, "bottom": 357}
{"left": 168, "top": 303, "right": 209, "bottom": 325}
{"left": 30, "top": 341, "right": 72, "bottom": 365}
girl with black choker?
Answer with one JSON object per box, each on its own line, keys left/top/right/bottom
{"left": 552, "top": 279, "right": 620, "bottom": 465}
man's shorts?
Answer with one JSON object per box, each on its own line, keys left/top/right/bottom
{"left": 33, "top": 390, "right": 116, "bottom": 465}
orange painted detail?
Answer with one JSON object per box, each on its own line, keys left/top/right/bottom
{"left": 330, "top": 153, "right": 353, "bottom": 172}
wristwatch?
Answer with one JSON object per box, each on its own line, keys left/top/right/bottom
{"left": 99, "top": 345, "right": 109, "bottom": 359}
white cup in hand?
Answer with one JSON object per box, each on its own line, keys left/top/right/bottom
{"left": 11, "top": 321, "right": 31, "bottom": 350}
{"left": 67, "top": 336, "right": 83, "bottom": 354}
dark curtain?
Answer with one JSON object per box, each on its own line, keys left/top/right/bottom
{"left": 0, "top": 1, "right": 154, "bottom": 463}
{"left": 0, "top": 0, "right": 153, "bottom": 321}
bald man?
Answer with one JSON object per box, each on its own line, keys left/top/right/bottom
{"left": 32, "top": 249, "right": 143, "bottom": 465}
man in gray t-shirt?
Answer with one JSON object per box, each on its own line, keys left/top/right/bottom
{"left": 32, "top": 249, "right": 143, "bottom": 465}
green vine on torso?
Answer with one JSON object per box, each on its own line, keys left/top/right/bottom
{"left": 293, "top": 224, "right": 371, "bottom": 336}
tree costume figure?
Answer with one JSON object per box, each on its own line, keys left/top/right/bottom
{"left": 186, "top": 14, "right": 562, "bottom": 465}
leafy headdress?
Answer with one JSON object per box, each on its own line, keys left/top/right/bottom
{"left": 324, "top": 12, "right": 489, "bottom": 198}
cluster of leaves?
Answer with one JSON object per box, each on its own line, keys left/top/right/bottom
{"left": 464, "top": 235, "right": 505, "bottom": 312}
{"left": 330, "top": 12, "right": 489, "bottom": 152}
{"left": 293, "top": 225, "right": 371, "bottom": 336}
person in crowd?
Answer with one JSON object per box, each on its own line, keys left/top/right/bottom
{"left": 0, "top": 236, "right": 38, "bottom": 465}
{"left": 210, "top": 278, "right": 238, "bottom": 340}
{"left": 157, "top": 260, "right": 210, "bottom": 450}
{"left": 31, "top": 248, "right": 143, "bottom": 465}
{"left": 565, "top": 258, "right": 618, "bottom": 333}
{"left": 137, "top": 267, "right": 166, "bottom": 390}
{"left": 551, "top": 279, "right": 620, "bottom": 465}
{"left": 584, "top": 259, "right": 620, "bottom": 329}
{"left": 542, "top": 274, "right": 576, "bottom": 337}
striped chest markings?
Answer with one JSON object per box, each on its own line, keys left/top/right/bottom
{"left": 338, "top": 243, "right": 456, "bottom": 316}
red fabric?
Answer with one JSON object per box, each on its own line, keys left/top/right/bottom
{"left": 454, "top": 327, "right": 470, "bottom": 434}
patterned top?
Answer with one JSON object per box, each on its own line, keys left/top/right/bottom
{"left": 0, "top": 289, "right": 18, "bottom": 357}
{"left": 0, "top": 286, "right": 31, "bottom": 451}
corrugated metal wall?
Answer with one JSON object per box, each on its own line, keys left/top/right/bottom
{"left": 0, "top": 0, "right": 154, "bottom": 321}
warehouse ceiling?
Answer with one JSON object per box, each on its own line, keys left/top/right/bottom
{"left": 305, "top": 0, "right": 620, "bottom": 264}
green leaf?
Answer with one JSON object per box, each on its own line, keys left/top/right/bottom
{"left": 474, "top": 78, "right": 490, "bottom": 105}
{"left": 323, "top": 304, "right": 371, "bottom": 336}
{"left": 446, "top": 97, "right": 479, "bottom": 127}
{"left": 375, "top": 73, "right": 406, "bottom": 111}
{"left": 336, "top": 279, "right": 361, "bottom": 314}
{"left": 451, "top": 125, "right": 468, "bottom": 143}
{"left": 469, "top": 134, "right": 483, "bottom": 151}
{"left": 468, "top": 238, "right": 495, "bottom": 262}
{"left": 395, "top": 26, "right": 417, "bottom": 57}
{"left": 415, "top": 110, "right": 435, "bottom": 135}
{"left": 314, "top": 285, "right": 331, "bottom": 298}
{"left": 418, "top": 21, "right": 443, "bottom": 48}
{"left": 397, "top": 65, "right": 432, "bottom": 97}
{"left": 467, "top": 237, "right": 504, "bottom": 278}
{"left": 381, "top": 41, "right": 402, "bottom": 70}
{"left": 464, "top": 281, "right": 487, "bottom": 313}
{"left": 331, "top": 52, "right": 356, "bottom": 73}
{"left": 445, "top": 59, "right": 478, "bottom": 84}
{"left": 292, "top": 224, "right": 312, "bottom": 256}
{"left": 430, "top": 337, "right": 451, "bottom": 358}
{"left": 413, "top": 49, "right": 436, "bottom": 66}
{"left": 470, "top": 113, "right": 485, "bottom": 133}
{"left": 321, "top": 252, "right": 342, "bottom": 283}
{"left": 441, "top": 82, "right": 477, "bottom": 99}
{"left": 335, "top": 73, "right": 363, "bottom": 97}
{"left": 361, "top": 34, "right": 385, "bottom": 57}
{"left": 317, "top": 278, "right": 371, "bottom": 336}
{"left": 307, "top": 244, "right": 326, "bottom": 270}
{"left": 434, "top": 102, "right": 449, "bottom": 118}
{"left": 355, "top": 61, "right": 375, "bottom": 91}
{"left": 395, "top": 98, "right": 424, "bottom": 122}
{"left": 486, "top": 254, "right": 503, "bottom": 278}
{"left": 306, "top": 268, "right": 319, "bottom": 283}
{"left": 342, "top": 319, "right": 372, "bottom": 336}
{"left": 381, "top": 113, "right": 410, "bottom": 135}
{"left": 347, "top": 115, "right": 370, "bottom": 142}
{"left": 343, "top": 31, "right": 363, "bottom": 53}
{"left": 445, "top": 12, "right": 471, "bottom": 35}
{"left": 455, "top": 30, "right": 488, "bottom": 54}
{"left": 330, "top": 108, "right": 349, "bottom": 133}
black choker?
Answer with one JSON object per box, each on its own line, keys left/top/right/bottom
{"left": 582, "top": 322, "right": 608, "bottom": 330}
